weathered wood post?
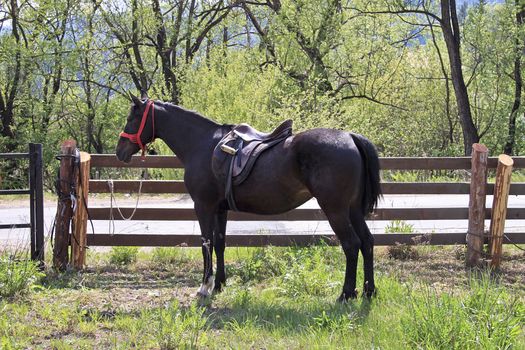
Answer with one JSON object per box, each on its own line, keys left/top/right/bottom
{"left": 466, "top": 143, "right": 488, "bottom": 267}
{"left": 72, "top": 152, "right": 90, "bottom": 269}
{"left": 489, "top": 154, "right": 513, "bottom": 269}
{"left": 53, "top": 140, "right": 77, "bottom": 270}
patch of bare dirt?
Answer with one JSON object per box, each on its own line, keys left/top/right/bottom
{"left": 40, "top": 260, "right": 203, "bottom": 314}
{"left": 375, "top": 246, "right": 525, "bottom": 292}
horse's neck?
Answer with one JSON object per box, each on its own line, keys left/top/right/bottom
{"left": 155, "top": 104, "right": 220, "bottom": 163}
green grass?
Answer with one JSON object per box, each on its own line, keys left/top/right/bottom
{"left": 385, "top": 220, "right": 415, "bottom": 234}
{"left": 109, "top": 246, "right": 139, "bottom": 266}
{"left": 0, "top": 253, "right": 43, "bottom": 299}
{"left": 0, "top": 245, "right": 524, "bottom": 349}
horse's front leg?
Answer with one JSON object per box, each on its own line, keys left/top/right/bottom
{"left": 213, "top": 209, "right": 228, "bottom": 293}
{"left": 195, "top": 202, "right": 216, "bottom": 298}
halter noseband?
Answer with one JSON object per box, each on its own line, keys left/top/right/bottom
{"left": 119, "top": 99, "right": 155, "bottom": 157}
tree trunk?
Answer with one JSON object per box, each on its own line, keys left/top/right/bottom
{"left": 0, "top": 0, "right": 23, "bottom": 151}
{"left": 441, "top": 0, "right": 479, "bottom": 155}
{"left": 504, "top": 3, "right": 525, "bottom": 155}
{"left": 152, "top": 0, "right": 180, "bottom": 103}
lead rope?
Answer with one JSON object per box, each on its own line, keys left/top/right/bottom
{"left": 108, "top": 175, "right": 144, "bottom": 235}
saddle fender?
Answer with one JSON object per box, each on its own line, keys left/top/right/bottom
{"left": 211, "top": 120, "right": 293, "bottom": 210}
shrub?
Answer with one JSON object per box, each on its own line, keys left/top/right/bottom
{"left": 278, "top": 245, "right": 340, "bottom": 298}
{"left": 109, "top": 247, "right": 139, "bottom": 266}
{"left": 387, "top": 243, "right": 419, "bottom": 261}
{"left": 385, "top": 220, "right": 419, "bottom": 260}
{"left": 227, "top": 246, "right": 287, "bottom": 284}
{"left": 0, "top": 255, "right": 43, "bottom": 299}
{"left": 228, "top": 244, "right": 343, "bottom": 298}
{"left": 152, "top": 247, "right": 189, "bottom": 267}
{"left": 385, "top": 220, "right": 415, "bottom": 233}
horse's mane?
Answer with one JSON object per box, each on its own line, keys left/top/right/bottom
{"left": 158, "top": 101, "right": 222, "bottom": 128}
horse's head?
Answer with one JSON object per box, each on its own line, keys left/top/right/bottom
{"left": 116, "top": 92, "right": 155, "bottom": 163}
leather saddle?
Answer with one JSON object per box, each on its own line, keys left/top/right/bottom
{"left": 212, "top": 119, "right": 293, "bottom": 211}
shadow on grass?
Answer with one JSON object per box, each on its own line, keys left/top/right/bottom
{"left": 41, "top": 264, "right": 201, "bottom": 290}
{"left": 206, "top": 296, "right": 374, "bottom": 334}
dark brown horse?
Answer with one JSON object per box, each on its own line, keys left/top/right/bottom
{"left": 116, "top": 94, "right": 382, "bottom": 302}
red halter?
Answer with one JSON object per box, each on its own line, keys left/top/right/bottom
{"left": 119, "top": 100, "right": 155, "bottom": 157}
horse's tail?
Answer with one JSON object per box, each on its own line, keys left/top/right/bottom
{"left": 350, "top": 133, "right": 382, "bottom": 215}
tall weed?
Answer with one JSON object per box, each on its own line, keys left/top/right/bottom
{"left": 152, "top": 247, "right": 190, "bottom": 267}
{"left": 227, "top": 246, "right": 287, "bottom": 283}
{"left": 0, "top": 254, "right": 43, "bottom": 299}
{"left": 109, "top": 247, "right": 139, "bottom": 266}
{"left": 404, "top": 276, "right": 524, "bottom": 349}
{"left": 157, "top": 301, "right": 208, "bottom": 349}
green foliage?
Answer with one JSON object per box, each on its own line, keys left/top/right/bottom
{"left": 385, "top": 220, "right": 415, "bottom": 234}
{"left": 0, "top": 254, "right": 43, "bottom": 299}
{"left": 227, "top": 246, "right": 288, "bottom": 284}
{"left": 387, "top": 243, "right": 420, "bottom": 261}
{"left": 278, "top": 245, "right": 342, "bottom": 298}
{"left": 1, "top": 0, "right": 524, "bottom": 173}
{"left": 157, "top": 301, "right": 208, "bottom": 349}
{"left": 109, "top": 247, "right": 139, "bottom": 266}
{"left": 404, "top": 276, "right": 525, "bottom": 349}
{"left": 0, "top": 247, "right": 524, "bottom": 348}
{"left": 385, "top": 221, "right": 419, "bottom": 260}
{"left": 227, "top": 244, "right": 343, "bottom": 299}
{"left": 152, "top": 247, "right": 190, "bottom": 267}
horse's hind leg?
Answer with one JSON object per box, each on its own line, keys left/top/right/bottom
{"left": 350, "top": 209, "right": 375, "bottom": 298}
{"left": 322, "top": 208, "right": 361, "bottom": 302}
{"left": 213, "top": 209, "right": 227, "bottom": 293}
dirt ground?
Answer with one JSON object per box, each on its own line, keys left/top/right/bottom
{"left": 34, "top": 246, "right": 525, "bottom": 316}
{"left": 376, "top": 246, "right": 525, "bottom": 292}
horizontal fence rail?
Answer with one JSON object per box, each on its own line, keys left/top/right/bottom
{"left": 86, "top": 232, "right": 525, "bottom": 247}
{"left": 91, "top": 154, "right": 183, "bottom": 168}
{"left": 90, "top": 154, "right": 525, "bottom": 170}
{"left": 88, "top": 207, "right": 525, "bottom": 221}
{"left": 0, "top": 223, "right": 32, "bottom": 229}
{"left": 89, "top": 179, "right": 525, "bottom": 196}
{"left": 0, "top": 153, "right": 30, "bottom": 160}
{"left": 0, "top": 189, "right": 31, "bottom": 195}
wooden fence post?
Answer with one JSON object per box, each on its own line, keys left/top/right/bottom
{"left": 466, "top": 143, "right": 488, "bottom": 267}
{"left": 72, "top": 152, "right": 90, "bottom": 269}
{"left": 53, "top": 140, "right": 77, "bottom": 270}
{"left": 489, "top": 154, "right": 513, "bottom": 269}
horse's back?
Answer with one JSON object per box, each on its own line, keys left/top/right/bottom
{"left": 232, "top": 128, "right": 366, "bottom": 214}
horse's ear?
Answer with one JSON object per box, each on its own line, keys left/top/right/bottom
{"left": 140, "top": 90, "right": 149, "bottom": 100}
{"left": 129, "top": 92, "right": 142, "bottom": 106}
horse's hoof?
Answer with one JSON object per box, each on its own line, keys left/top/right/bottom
{"left": 362, "top": 288, "right": 377, "bottom": 299}
{"left": 196, "top": 276, "right": 215, "bottom": 298}
{"left": 337, "top": 289, "right": 358, "bottom": 303}
{"left": 196, "top": 290, "right": 210, "bottom": 299}
{"left": 363, "top": 282, "right": 377, "bottom": 299}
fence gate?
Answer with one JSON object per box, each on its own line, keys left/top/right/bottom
{"left": 0, "top": 143, "right": 44, "bottom": 263}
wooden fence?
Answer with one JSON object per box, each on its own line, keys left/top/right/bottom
{"left": 54, "top": 141, "right": 525, "bottom": 268}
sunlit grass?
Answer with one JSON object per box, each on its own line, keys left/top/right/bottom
{"left": 0, "top": 246, "right": 523, "bottom": 349}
